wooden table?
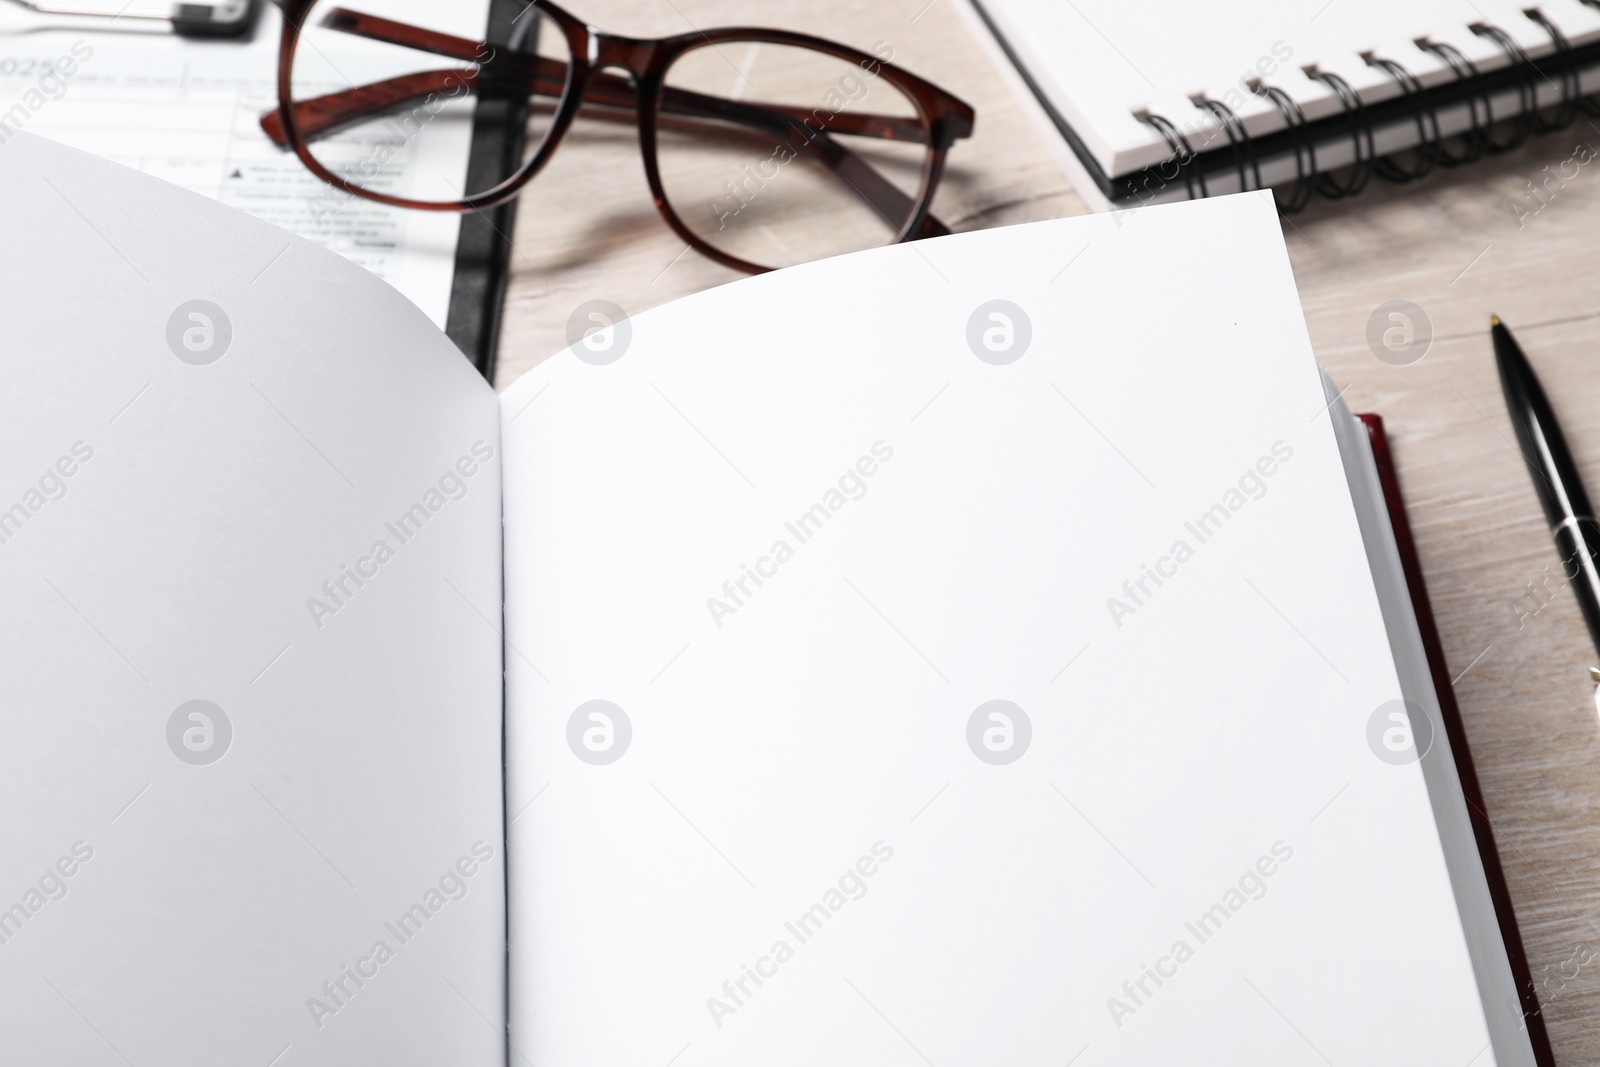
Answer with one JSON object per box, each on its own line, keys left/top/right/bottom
{"left": 494, "top": 1, "right": 1600, "bottom": 1057}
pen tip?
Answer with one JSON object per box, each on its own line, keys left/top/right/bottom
{"left": 1489, "top": 314, "right": 1502, "bottom": 327}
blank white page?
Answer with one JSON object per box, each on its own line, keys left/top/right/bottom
{"left": 501, "top": 193, "right": 1519, "bottom": 1064}
{"left": 0, "top": 134, "right": 505, "bottom": 1065}
{"left": 976, "top": 0, "right": 1600, "bottom": 175}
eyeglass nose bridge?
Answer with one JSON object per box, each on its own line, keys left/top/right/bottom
{"left": 581, "top": 31, "right": 663, "bottom": 83}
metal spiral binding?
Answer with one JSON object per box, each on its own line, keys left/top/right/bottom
{"left": 1192, "top": 95, "right": 1263, "bottom": 196}
{"left": 1128, "top": 13, "right": 1594, "bottom": 211}
{"left": 1413, "top": 38, "right": 1491, "bottom": 165}
{"left": 1470, "top": 23, "right": 1538, "bottom": 148}
{"left": 1523, "top": 9, "right": 1588, "bottom": 122}
{"left": 1250, "top": 80, "right": 1316, "bottom": 212}
{"left": 1569, "top": 7, "right": 1600, "bottom": 117}
{"left": 1136, "top": 112, "right": 1206, "bottom": 200}
{"left": 1363, "top": 53, "right": 1443, "bottom": 181}
{"left": 1305, "top": 68, "right": 1376, "bottom": 198}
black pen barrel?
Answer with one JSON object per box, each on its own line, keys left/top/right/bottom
{"left": 1493, "top": 322, "right": 1597, "bottom": 529}
{"left": 1493, "top": 319, "right": 1600, "bottom": 653}
{"left": 1554, "top": 522, "right": 1600, "bottom": 654}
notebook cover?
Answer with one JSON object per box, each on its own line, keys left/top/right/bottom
{"left": 443, "top": 0, "right": 528, "bottom": 381}
{"left": 1360, "top": 412, "right": 1556, "bottom": 1065}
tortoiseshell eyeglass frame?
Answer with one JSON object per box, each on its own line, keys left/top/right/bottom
{"left": 261, "top": 0, "right": 976, "bottom": 274}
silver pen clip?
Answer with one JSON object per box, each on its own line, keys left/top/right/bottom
{"left": 1, "top": 0, "right": 256, "bottom": 36}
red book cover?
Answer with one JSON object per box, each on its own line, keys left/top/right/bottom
{"left": 1360, "top": 413, "right": 1555, "bottom": 1065}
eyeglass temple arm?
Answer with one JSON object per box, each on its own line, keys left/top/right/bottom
{"left": 691, "top": 104, "right": 950, "bottom": 241}
{"left": 261, "top": 62, "right": 932, "bottom": 146}
{"left": 309, "top": 9, "right": 941, "bottom": 139}
{"left": 261, "top": 63, "right": 933, "bottom": 147}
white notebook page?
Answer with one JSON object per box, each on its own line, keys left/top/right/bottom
{"left": 0, "top": 134, "right": 506, "bottom": 1064}
{"left": 501, "top": 192, "right": 1515, "bottom": 1064}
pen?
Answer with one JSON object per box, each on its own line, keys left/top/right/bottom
{"left": 1, "top": 0, "right": 257, "bottom": 36}
{"left": 1491, "top": 315, "right": 1600, "bottom": 708}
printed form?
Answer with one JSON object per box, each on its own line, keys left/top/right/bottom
{"left": 0, "top": 4, "right": 483, "bottom": 327}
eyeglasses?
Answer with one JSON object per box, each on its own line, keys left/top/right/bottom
{"left": 260, "top": 1, "right": 975, "bottom": 273}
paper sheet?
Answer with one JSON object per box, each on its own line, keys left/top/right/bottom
{"left": 0, "top": 133, "right": 505, "bottom": 1065}
{"left": 499, "top": 192, "right": 1508, "bottom": 1065}
{"left": 0, "top": 3, "right": 483, "bottom": 326}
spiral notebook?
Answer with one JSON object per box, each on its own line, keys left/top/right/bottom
{"left": 967, "top": 0, "right": 1600, "bottom": 211}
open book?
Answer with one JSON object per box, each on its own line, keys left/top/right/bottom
{"left": 1, "top": 132, "right": 1550, "bottom": 1065}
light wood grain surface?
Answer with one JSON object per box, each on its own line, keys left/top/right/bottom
{"left": 493, "top": 1, "right": 1600, "bottom": 1058}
